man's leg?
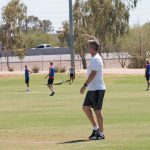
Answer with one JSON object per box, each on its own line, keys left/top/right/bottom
{"left": 25, "top": 82, "right": 29, "bottom": 91}
{"left": 48, "top": 84, "right": 52, "bottom": 92}
{"left": 82, "top": 106, "right": 97, "bottom": 127}
{"left": 146, "top": 80, "right": 149, "bottom": 90}
{"left": 94, "top": 110, "right": 103, "bottom": 132}
{"left": 48, "top": 84, "right": 55, "bottom": 96}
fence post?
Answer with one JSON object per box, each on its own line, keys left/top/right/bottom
{"left": 60, "top": 54, "right": 62, "bottom": 68}
{"left": 1, "top": 57, "right": 2, "bottom": 71}
{"left": 41, "top": 55, "right": 43, "bottom": 71}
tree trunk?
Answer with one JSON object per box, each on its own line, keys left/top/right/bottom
{"left": 6, "top": 55, "right": 10, "bottom": 71}
{"left": 21, "top": 59, "right": 23, "bottom": 71}
{"left": 81, "top": 55, "right": 87, "bottom": 69}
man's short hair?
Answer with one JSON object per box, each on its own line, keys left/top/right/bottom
{"left": 88, "top": 39, "right": 100, "bottom": 51}
{"left": 50, "top": 61, "right": 53, "bottom": 65}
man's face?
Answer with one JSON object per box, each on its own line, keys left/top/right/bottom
{"left": 89, "top": 46, "right": 94, "bottom": 55}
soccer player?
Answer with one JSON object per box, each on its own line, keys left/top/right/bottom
{"left": 24, "top": 65, "right": 32, "bottom": 92}
{"left": 80, "top": 40, "right": 106, "bottom": 140}
{"left": 145, "top": 58, "right": 150, "bottom": 91}
{"left": 68, "top": 67, "right": 75, "bottom": 84}
{"left": 45, "top": 61, "right": 55, "bottom": 96}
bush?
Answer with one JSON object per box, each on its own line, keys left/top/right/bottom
{"left": 60, "top": 66, "right": 66, "bottom": 73}
{"left": 54, "top": 66, "right": 59, "bottom": 73}
{"left": 32, "top": 66, "right": 40, "bottom": 73}
{"left": 8, "top": 67, "right": 14, "bottom": 72}
{"left": 128, "top": 57, "right": 146, "bottom": 68}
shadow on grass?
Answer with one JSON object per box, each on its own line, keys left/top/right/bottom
{"left": 18, "top": 91, "right": 26, "bottom": 92}
{"left": 58, "top": 139, "right": 90, "bottom": 144}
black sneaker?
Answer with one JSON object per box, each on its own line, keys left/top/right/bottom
{"left": 89, "top": 129, "right": 99, "bottom": 140}
{"left": 96, "top": 132, "right": 105, "bottom": 140}
{"left": 50, "top": 92, "right": 55, "bottom": 96}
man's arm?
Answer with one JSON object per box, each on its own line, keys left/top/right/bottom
{"left": 45, "top": 68, "right": 51, "bottom": 79}
{"left": 28, "top": 69, "right": 32, "bottom": 74}
{"left": 80, "top": 70, "right": 97, "bottom": 94}
{"left": 145, "top": 66, "right": 147, "bottom": 77}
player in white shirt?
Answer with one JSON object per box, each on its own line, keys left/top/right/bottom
{"left": 80, "top": 40, "right": 106, "bottom": 140}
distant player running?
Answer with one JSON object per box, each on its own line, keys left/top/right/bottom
{"left": 45, "top": 62, "right": 55, "bottom": 96}
{"left": 25, "top": 65, "right": 32, "bottom": 92}
{"left": 145, "top": 58, "right": 150, "bottom": 91}
{"left": 68, "top": 67, "right": 75, "bottom": 84}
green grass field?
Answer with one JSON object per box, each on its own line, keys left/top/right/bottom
{"left": 0, "top": 73, "right": 150, "bottom": 150}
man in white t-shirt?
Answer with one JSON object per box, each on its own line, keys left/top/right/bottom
{"left": 80, "top": 40, "right": 106, "bottom": 140}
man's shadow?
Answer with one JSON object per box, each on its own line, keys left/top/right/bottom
{"left": 58, "top": 139, "right": 90, "bottom": 144}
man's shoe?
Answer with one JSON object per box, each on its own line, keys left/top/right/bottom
{"left": 50, "top": 92, "right": 55, "bottom": 96}
{"left": 89, "top": 130, "right": 105, "bottom": 140}
{"left": 89, "top": 129, "right": 99, "bottom": 140}
{"left": 96, "top": 133, "right": 105, "bottom": 140}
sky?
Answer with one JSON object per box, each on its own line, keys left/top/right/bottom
{"left": 0, "top": 0, "right": 150, "bottom": 31}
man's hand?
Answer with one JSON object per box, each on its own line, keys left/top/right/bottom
{"left": 80, "top": 86, "right": 86, "bottom": 94}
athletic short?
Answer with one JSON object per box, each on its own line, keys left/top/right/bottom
{"left": 48, "top": 78, "right": 54, "bottom": 85}
{"left": 83, "top": 90, "right": 105, "bottom": 110}
{"left": 70, "top": 73, "right": 74, "bottom": 78}
{"left": 146, "top": 74, "right": 150, "bottom": 81}
{"left": 25, "top": 78, "right": 29, "bottom": 84}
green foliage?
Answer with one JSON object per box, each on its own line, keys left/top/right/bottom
{"left": 23, "top": 31, "right": 59, "bottom": 48}
{"left": 73, "top": 0, "right": 137, "bottom": 54}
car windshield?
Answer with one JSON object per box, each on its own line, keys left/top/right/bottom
{"left": 36, "top": 45, "right": 44, "bottom": 48}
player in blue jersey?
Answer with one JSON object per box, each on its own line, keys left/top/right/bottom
{"left": 45, "top": 62, "right": 55, "bottom": 96}
{"left": 145, "top": 58, "right": 150, "bottom": 91}
{"left": 25, "top": 65, "right": 32, "bottom": 91}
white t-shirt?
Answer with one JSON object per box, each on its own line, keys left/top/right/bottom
{"left": 87, "top": 53, "right": 106, "bottom": 91}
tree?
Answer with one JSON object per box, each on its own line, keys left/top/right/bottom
{"left": 57, "top": 21, "right": 69, "bottom": 47}
{"left": 26, "top": 15, "right": 53, "bottom": 33}
{"left": 73, "top": 0, "right": 139, "bottom": 68}
{"left": 39, "top": 19, "right": 53, "bottom": 33}
{"left": 0, "top": 0, "right": 27, "bottom": 70}
{"left": 126, "top": 23, "right": 150, "bottom": 68}
{"left": 114, "top": 36, "right": 131, "bottom": 68}
{"left": 58, "top": 0, "right": 139, "bottom": 69}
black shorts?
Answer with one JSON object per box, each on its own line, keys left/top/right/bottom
{"left": 70, "top": 73, "right": 74, "bottom": 78}
{"left": 83, "top": 90, "right": 105, "bottom": 110}
{"left": 48, "top": 78, "right": 54, "bottom": 85}
{"left": 146, "top": 74, "right": 150, "bottom": 81}
{"left": 25, "top": 78, "right": 29, "bottom": 84}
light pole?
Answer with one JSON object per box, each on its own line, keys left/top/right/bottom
{"left": 69, "top": 0, "right": 75, "bottom": 68}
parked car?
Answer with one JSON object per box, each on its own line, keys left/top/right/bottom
{"left": 32, "top": 44, "right": 52, "bottom": 49}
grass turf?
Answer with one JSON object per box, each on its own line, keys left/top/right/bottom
{"left": 0, "top": 73, "right": 150, "bottom": 150}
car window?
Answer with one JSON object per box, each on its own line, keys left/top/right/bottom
{"left": 46, "top": 45, "right": 51, "bottom": 47}
{"left": 36, "top": 45, "right": 44, "bottom": 48}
